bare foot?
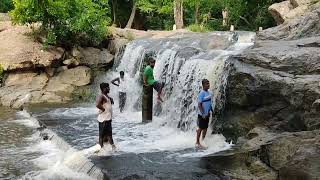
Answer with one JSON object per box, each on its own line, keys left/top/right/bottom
{"left": 94, "top": 144, "right": 102, "bottom": 153}
{"left": 195, "top": 143, "right": 206, "bottom": 150}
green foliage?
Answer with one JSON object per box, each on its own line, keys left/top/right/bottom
{"left": 183, "top": 0, "right": 280, "bottom": 31}
{"left": 136, "top": 0, "right": 174, "bottom": 30}
{"left": 10, "top": 0, "right": 111, "bottom": 48}
{"left": 137, "top": 0, "right": 173, "bottom": 14}
{"left": 187, "top": 24, "right": 210, "bottom": 32}
{"left": 126, "top": 31, "right": 135, "bottom": 41}
{"left": 0, "top": 64, "right": 3, "bottom": 79}
{"left": 143, "top": 12, "right": 174, "bottom": 30}
{"left": 0, "top": 0, "right": 14, "bottom": 13}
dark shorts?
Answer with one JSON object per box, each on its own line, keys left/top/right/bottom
{"left": 99, "top": 120, "right": 112, "bottom": 138}
{"left": 197, "top": 114, "right": 210, "bottom": 129}
{"left": 152, "top": 81, "right": 164, "bottom": 92}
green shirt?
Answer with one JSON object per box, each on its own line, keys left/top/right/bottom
{"left": 144, "top": 65, "right": 156, "bottom": 85}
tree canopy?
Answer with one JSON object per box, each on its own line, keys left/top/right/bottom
{"left": 10, "top": 0, "right": 111, "bottom": 48}
{"left": 3, "top": 0, "right": 281, "bottom": 46}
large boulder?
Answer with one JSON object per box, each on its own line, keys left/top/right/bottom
{"left": 268, "top": 1, "right": 293, "bottom": 24}
{"left": 204, "top": 129, "right": 320, "bottom": 180}
{"left": 265, "top": 130, "right": 320, "bottom": 180}
{"left": 0, "top": 66, "right": 92, "bottom": 108}
{"left": 0, "top": 22, "right": 64, "bottom": 71}
{"left": 71, "top": 47, "right": 114, "bottom": 68}
{"left": 290, "top": 0, "right": 315, "bottom": 7}
{"left": 108, "top": 38, "right": 129, "bottom": 55}
{"left": 52, "top": 66, "right": 92, "bottom": 86}
{"left": 241, "top": 37, "right": 320, "bottom": 75}
{"left": 0, "top": 72, "right": 48, "bottom": 108}
{"left": 215, "top": 37, "right": 320, "bottom": 141}
{"left": 259, "top": 5, "right": 320, "bottom": 40}
{"left": 284, "top": 4, "right": 310, "bottom": 20}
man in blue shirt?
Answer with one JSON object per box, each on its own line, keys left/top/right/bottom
{"left": 196, "top": 79, "right": 212, "bottom": 149}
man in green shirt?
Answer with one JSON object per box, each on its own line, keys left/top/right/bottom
{"left": 143, "top": 58, "right": 164, "bottom": 102}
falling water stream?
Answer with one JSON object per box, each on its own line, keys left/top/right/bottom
{"left": 0, "top": 31, "right": 255, "bottom": 180}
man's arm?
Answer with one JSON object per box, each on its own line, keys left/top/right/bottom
{"left": 111, "top": 77, "right": 120, "bottom": 86}
{"left": 198, "top": 102, "right": 205, "bottom": 116}
{"left": 96, "top": 95, "right": 105, "bottom": 112}
{"left": 109, "top": 96, "right": 114, "bottom": 105}
{"left": 143, "top": 73, "right": 148, "bottom": 86}
{"left": 198, "top": 92, "right": 206, "bottom": 118}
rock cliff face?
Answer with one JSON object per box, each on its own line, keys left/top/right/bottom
{"left": 211, "top": 4, "right": 320, "bottom": 180}
{"left": 0, "top": 17, "right": 119, "bottom": 108}
{"left": 217, "top": 37, "right": 320, "bottom": 140}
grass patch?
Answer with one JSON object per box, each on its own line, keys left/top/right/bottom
{"left": 187, "top": 24, "right": 211, "bottom": 32}
{"left": 126, "top": 31, "right": 135, "bottom": 41}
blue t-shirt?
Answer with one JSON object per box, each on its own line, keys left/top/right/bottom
{"left": 198, "top": 90, "right": 212, "bottom": 116}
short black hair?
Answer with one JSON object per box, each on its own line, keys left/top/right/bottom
{"left": 120, "top": 71, "right": 124, "bottom": 75}
{"left": 149, "top": 57, "right": 156, "bottom": 63}
{"left": 100, "top": 83, "right": 109, "bottom": 91}
{"left": 202, "top": 79, "right": 209, "bottom": 85}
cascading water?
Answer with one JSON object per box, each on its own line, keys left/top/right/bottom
{"left": 112, "top": 31, "right": 255, "bottom": 132}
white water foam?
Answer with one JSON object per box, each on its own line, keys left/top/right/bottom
{"left": 13, "top": 110, "right": 40, "bottom": 128}
{"left": 43, "top": 106, "right": 232, "bottom": 158}
{"left": 12, "top": 111, "right": 102, "bottom": 180}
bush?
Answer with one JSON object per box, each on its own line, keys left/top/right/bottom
{"left": 10, "top": 0, "right": 111, "bottom": 48}
{"left": 126, "top": 31, "right": 135, "bottom": 41}
{"left": 0, "top": 0, "right": 14, "bottom": 13}
{"left": 187, "top": 24, "right": 211, "bottom": 32}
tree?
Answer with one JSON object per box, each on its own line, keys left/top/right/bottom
{"left": 194, "top": 0, "right": 199, "bottom": 24}
{"left": 125, "top": 0, "right": 136, "bottom": 28}
{"left": 10, "top": 0, "right": 111, "bottom": 48}
{"left": 0, "top": 0, "right": 14, "bottom": 13}
{"left": 174, "top": 0, "right": 183, "bottom": 29}
{"left": 124, "top": 0, "right": 173, "bottom": 29}
{"left": 112, "top": 0, "right": 118, "bottom": 25}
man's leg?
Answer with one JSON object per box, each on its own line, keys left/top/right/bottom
{"left": 119, "top": 92, "right": 125, "bottom": 112}
{"left": 98, "top": 122, "right": 105, "bottom": 148}
{"left": 202, "top": 114, "right": 210, "bottom": 140}
{"left": 196, "top": 115, "right": 205, "bottom": 148}
{"left": 196, "top": 128, "right": 202, "bottom": 145}
{"left": 202, "top": 128, "right": 207, "bottom": 140}
{"left": 153, "top": 81, "right": 164, "bottom": 102}
{"left": 106, "top": 120, "right": 116, "bottom": 150}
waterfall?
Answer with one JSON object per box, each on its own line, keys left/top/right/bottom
{"left": 112, "top": 31, "right": 256, "bottom": 131}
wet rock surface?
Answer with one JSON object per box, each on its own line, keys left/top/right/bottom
{"left": 216, "top": 37, "right": 320, "bottom": 140}
{"left": 206, "top": 128, "right": 320, "bottom": 180}
{"left": 211, "top": 5, "right": 320, "bottom": 179}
